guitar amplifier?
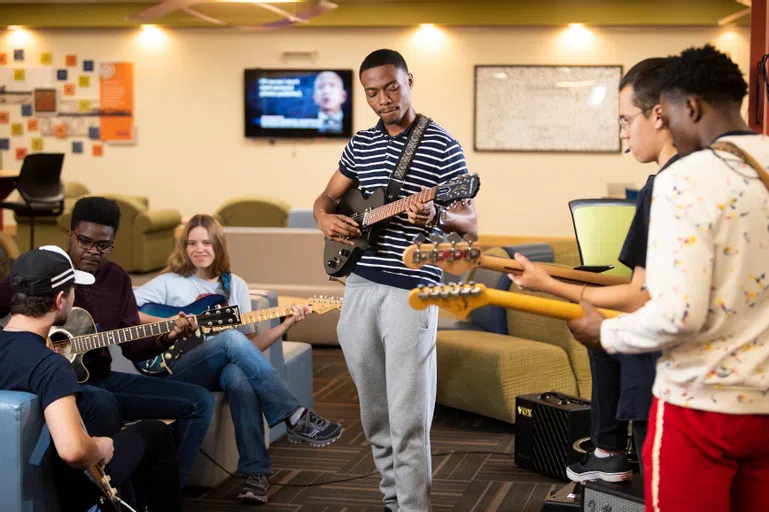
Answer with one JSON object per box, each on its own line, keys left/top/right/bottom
{"left": 515, "top": 392, "right": 591, "bottom": 481}
{"left": 582, "top": 478, "right": 644, "bottom": 512}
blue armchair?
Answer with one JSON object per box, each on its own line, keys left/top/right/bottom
{"left": 0, "top": 391, "right": 60, "bottom": 511}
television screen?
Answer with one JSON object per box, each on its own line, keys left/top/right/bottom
{"left": 244, "top": 68, "right": 354, "bottom": 139}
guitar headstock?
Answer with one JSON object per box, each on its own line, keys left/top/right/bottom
{"left": 408, "top": 282, "right": 491, "bottom": 317}
{"left": 403, "top": 232, "right": 482, "bottom": 274}
{"left": 434, "top": 174, "right": 480, "bottom": 206}
{"left": 308, "top": 295, "right": 343, "bottom": 315}
{"left": 196, "top": 305, "right": 242, "bottom": 329}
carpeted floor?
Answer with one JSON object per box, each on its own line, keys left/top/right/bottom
{"left": 182, "top": 347, "right": 563, "bottom": 511}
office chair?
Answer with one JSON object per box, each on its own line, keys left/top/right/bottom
{"left": 0, "top": 153, "right": 65, "bottom": 250}
{"left": 568, "top": 198, "right": 637, "bottom": 278}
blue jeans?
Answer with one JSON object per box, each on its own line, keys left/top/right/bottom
{"left": 81, "top": 372, "right": 214, "bottom": 487}
{"left": 166, "top": 329, "right": 302, "bottom": 475}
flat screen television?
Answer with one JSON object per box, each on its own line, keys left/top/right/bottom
{"left": 244, "top": 68, "right": 354, "bottom": 139}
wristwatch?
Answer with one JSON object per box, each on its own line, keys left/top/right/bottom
{"left": 427, "top": 206, "right": 446, "bottom": 228}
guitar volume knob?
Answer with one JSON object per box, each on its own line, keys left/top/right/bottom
{"left": 327, "top": 259, "right": 337, "bottom": 268}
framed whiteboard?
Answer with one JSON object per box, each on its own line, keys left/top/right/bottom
{"left": 474, "top": 65, "right": 622, "bottom": 153}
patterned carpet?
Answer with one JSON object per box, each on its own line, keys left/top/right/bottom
{"left": 182, "top": 347, "right": 563, "bottom": 511}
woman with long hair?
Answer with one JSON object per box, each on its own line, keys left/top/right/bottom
{"left": 134, "top": 214, "right": 342, "bottom": 503}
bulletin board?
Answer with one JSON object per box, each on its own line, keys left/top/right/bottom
{"left": 474, "top": 65, "right": 622, "bottom": 153}
{"left": 0, "top": 49, "right": 135, "bottom": 166}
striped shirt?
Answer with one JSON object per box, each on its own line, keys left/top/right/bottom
{"left": 338, "top": 117, "right": 469, "bottom": 289}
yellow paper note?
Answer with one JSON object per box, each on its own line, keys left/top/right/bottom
{"left": 78, "top": 75, "right": 90, "bottom": 88}
{"left": 78, "top": 100, "right": 92, "bottom": 113}
{"left": 31, "top": 137, "right": 43, "bottom": 151}
{"left": 11, "top": 123, "right": 23, "bottom": 136}
{"left": 40, "top": 52, "right": 53, "bottom": 65}
{"left": 13, "top": 69, "right": 25, "bottom": 81}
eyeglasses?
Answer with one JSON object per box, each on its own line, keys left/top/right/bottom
{"left": 71, "top": 232, "right": 114, "bottom": 254}
{"left": 618, "top": 108, "right": 652, "bottom": 131}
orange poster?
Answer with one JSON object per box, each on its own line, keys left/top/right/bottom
{"left": 99, "top": 62, "right": 134, "bottom": 142}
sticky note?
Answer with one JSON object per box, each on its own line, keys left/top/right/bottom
{"left": 11, "top": 123, "right": 23, "bottom": 136}
{"left": 0, "top": 112, "right": 8, "bottom": 124}
{"left": 92, "top": 144, "right": 103, "bottom": 157}
{"left": 31, "top": 137, "right": 43, "bottom": 152}
{"left": 0, "top": 54, "right": 7, "bottom": 65}
{"left": 0, "top": 138, "right": 9, "bottom": 151}
{"left": 21, "top": 104, "right": 32, "bottom": 117}
{"left": 63, "top": 84, "right": 76, "bottom": 96}
{"left": 78, "top": 75, "right": 90, "bottom": 88}
{"left": 55, "top": 124, "right": 68, "bottom": 139}
{"left": 57, "top": 69, "right": 68, "bottom": 81}
{"left": 27, "top": 118, "right": 39, "bottom": 132}
{"left": 13, "top": 49, "right": 24, "bottom": 62}
{"left": 72, "top": 141, "right": 83, "bottom": 154}
{"left": 40, "top": 52, "right": 53, "bottom": 65}
{"left": 16, "top": 147, "right": 27, "bottom": 161}
{"left": 83, "top": 60, "right": 94, "bottom": 72}
{"left": 88, "top": 126, "right": 100, "bottom": 140}
{"left": 65, "top": 55, "right": 77, "bottom": 67}
{"left": 13, "top": 69, "right": 25, "bottom": 81}
{"left": 77, "top": 100, "right": 92, "bottom": 113}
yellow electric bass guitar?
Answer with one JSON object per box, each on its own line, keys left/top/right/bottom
{"left": 408, "top": 282, "right": 622, "bottom": 320}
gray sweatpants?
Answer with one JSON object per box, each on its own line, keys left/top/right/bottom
{"left": 337, "top": 273, "right": 439, "bottom": 512}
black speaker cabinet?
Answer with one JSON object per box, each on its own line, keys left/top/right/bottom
{"left": 515, "top": 392, "right": 592, "bottom": 481}
{"left": 582, "top": 478, "right": 645, "bottom": 512}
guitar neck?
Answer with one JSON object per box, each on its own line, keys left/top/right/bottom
{"left": 484, "top": 288, "right": 622, "bottom": 320}
{"left": 480, "top": 255, "right": 630, "bottom": 287}
{"left": 363, "top": 187, "right": 436, "bottom": 227}
{"left": 70, "top": 320, "right": 175, "bottom": 354}
{"left": 240, "top": 306, "right": 295, "bottom": 325}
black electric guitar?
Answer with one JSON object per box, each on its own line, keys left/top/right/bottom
{"left": 324, "top": 173, "right": 481, "bottom": 277}
{"left": 0, "top": 304, "right": 241, "bottom": 383}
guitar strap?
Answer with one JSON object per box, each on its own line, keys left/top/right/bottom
{"left": 710, "top": 141, "right": 769, "bottom": 191}
{"left": 385, "top": 114, "right": 432, "bottom": 202}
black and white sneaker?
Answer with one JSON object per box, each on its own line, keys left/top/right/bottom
{"left": 287, "top": 409, "right": 343, "bottom": 447}
{"left": 238, "top": 474, "right": 269, "bottom": 502}
{"left": 566, "top": 452, "right": 632, "bottom": 483}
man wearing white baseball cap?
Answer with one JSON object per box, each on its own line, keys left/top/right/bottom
{"left": 0, "top": 247, "right": 183, "bottom": 511}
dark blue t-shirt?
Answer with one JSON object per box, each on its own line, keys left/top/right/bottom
{"left": 0, "top": 329, "right": 81, "bottom": 410}
{"left": 619, "top": 154, "right": 680, "bottom": 270}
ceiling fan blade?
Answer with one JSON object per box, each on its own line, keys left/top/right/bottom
{"left": 235, "top": 1, "right": 338, "bottom": 31}
{"left": 127, "top": 0, "right": 199, "bottom": 22}
{"left": 736, "top": 0, "right": 751, "bottom": 8}
{"left": 717, "top": 7, "right": 750, "bottom": 26}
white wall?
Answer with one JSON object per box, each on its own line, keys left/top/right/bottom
{"left": 0, "top": 25, "right": 750, "bottom": 235}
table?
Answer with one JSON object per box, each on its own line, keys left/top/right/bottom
{"left": 0, "top": 170, "right": 20, "bottom": 230}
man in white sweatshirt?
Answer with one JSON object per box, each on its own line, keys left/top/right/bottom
{"left": 568, "top": 44, "right": 769, "bottom": 512}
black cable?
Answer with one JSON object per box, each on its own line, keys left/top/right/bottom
{"left": 199, "top": 449, "right": 514, "bottom": 487}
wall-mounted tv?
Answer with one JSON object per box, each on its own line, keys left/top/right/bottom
{"left": 244, "top": 68, "right": 354, "bottom": 139}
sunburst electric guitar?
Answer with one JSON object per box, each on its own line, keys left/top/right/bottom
{"left": 135, "top": 295, "right": 343, "bottom": 375}
{"left": 408, "top": 282, "right": 622, "bottom": 320}
{"left": 402, "top": 233, "right": 630, "bottom": 287}
{"left": 0, "top": 304, "right": 242, "bottom": 383}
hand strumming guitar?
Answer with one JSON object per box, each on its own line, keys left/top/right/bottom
{"left": 567, "top": 300, "right": 606, "bottom": 351}
{"left": 406, "top": 186, "right": 437, "bottom": 227}
{"left": 317, "top": 211, "right": 361, "bottom": 246}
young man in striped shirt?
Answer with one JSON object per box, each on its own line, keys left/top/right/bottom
{"left": 314, "top": 49, "right": 478, "bottom": 512}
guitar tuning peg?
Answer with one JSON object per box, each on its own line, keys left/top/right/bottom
{"left": 447, "top": 232, "right": 462, "bottom": 244}
{"left": 463, "top": 232, "right": 478, "bottom": 243}
{"left": 413, "top": 233, "right": 427, "bottom": 246}
{"left": 429, "top": 233, "right": 445, "bottom": 245}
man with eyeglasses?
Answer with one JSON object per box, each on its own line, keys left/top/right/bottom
{"left": 0, "top": 196, "right": 215, "bottom": 488}
{"left": 510, "top": 58, "right": 677, "bottom": 483}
